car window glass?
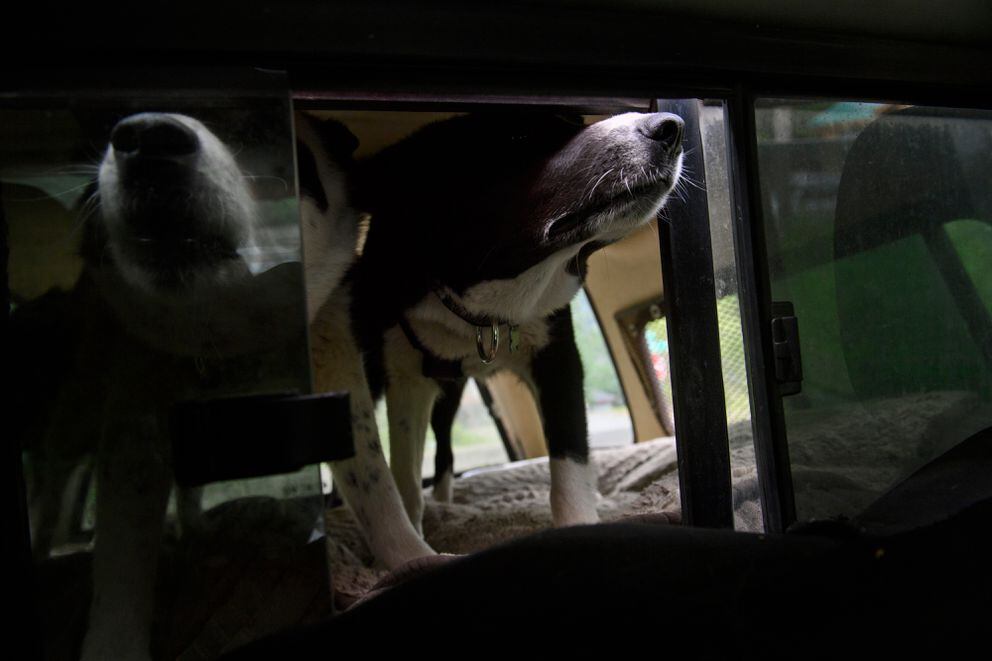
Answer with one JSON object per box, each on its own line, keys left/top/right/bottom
{"left": 755, "top": 100, "right": 992, "bottom": 521}
{"left": 3, "top": 89, "right": 328, "bottom": 659}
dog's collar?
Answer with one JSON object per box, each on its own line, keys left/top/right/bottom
{"left": 432, "top": 282, "right": 509, "bottom": 327}
{"left": 431, "top": 281, "right": 520, "bottom": 362}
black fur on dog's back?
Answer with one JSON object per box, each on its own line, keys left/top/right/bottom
{"left": 349, "top": 113, "right": 585, "bottom": 362}
{"left": 354, "top": 113, "right": 583, "bottom": 280}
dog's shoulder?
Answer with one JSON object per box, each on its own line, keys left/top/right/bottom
{"left": 295, "top": 111, "right": 363, "bottom": 323}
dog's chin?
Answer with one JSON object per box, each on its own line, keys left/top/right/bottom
{"left": 112, "top": 242, "right": 248, "bottom": 296}
{"left": 581, "top": 149, "right": 682, "bottom": 237}
{"left": 609, "top": 184, "right": 673, "bottom": 226}
{"left": 545, "top": 173, "right": 677, "bottom": 244}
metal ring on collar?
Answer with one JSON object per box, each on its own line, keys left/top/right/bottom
{"left": 476, "top": 322, "right": 500, "bottom": 364}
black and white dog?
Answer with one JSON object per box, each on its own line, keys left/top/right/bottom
{"left": 349, "top": 111, "right": 684, "bottom": 534}
{"left": 24, "top": 111, "right": 364, "bottom": 661}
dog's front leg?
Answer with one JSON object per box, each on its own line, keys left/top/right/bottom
{"left": 81, "top": 414, "right": 172, "bottom": 661}
{"left": 527, "top": 306, "right": 600, "bottom": 526}
{"left": 312, "top": 294, "right": 435, "bottom": 569}
{"left": 383, "top": 326, "right": 441, "bottom": 534}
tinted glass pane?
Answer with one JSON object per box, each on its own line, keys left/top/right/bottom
{"left": 756, "top": 100, "right": 992, "bottom": 521}
{"left": 4, "top": 89, "right": 328, "bottom": 659}
{"left": 700, "top": 100, "right": 760, "bottom": 530}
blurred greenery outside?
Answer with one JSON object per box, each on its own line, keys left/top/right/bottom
{"left": 644, "top": 295, "right": 752, "bottom": 429}
{"left": 768, "top": 217, "right": 992, "bottom": 412}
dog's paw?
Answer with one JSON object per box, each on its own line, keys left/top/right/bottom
{"left": 553, "top": 509, "right": 601, "bottom": 527}
{"left": 432, "top": 470, "right": 454, "bottom": 503}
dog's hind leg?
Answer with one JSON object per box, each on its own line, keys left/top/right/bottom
{"left": 312, "top": 293, "right": 435, "bottom": 569}
{"left": 430, "top": 378, "right": 466, "bottom": 503}
{"left": 526, "top": 306, "right": 600, "bottom": 526}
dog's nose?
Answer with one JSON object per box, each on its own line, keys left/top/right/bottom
{"left": 111, "top": 114, "right": 199, "bottom": 160}
{"left": 638, "top": 113, "right": 684, "bottom": 155}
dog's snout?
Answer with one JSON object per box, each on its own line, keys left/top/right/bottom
{"left": 638, "top": 113, "right": 684, "bottom": 155}
{"left": 111, "top": 114, "right": 199, "bottom": 160}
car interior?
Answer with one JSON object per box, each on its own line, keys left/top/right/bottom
{"left": 4, "top": 1, "right": 992, "bottom": 658}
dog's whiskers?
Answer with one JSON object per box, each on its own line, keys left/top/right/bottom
{"left": 585, "top": 167, "right": 615, "bottom": 202}
{"left": 675, "top": 164, "right": 707, "bottom": 193}
{"left": 70, "top": 191, "right": 102, "bottom": 242}
{"left": 621, "top": 167, "right": 633, "bottom": 197}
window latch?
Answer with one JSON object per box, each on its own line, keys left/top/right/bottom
{"left": 771, "top": 301, "right": 803, "bottom": 397}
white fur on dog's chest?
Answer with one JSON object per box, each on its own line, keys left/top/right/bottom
{"left": 403, "top": 243, "right": 586, "bottom": 374}
{"left": 459, "top": 244, "right": 585, "bottom": 323}
{"left": 405, "top": 296, "right": 551, "bottom": 377}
